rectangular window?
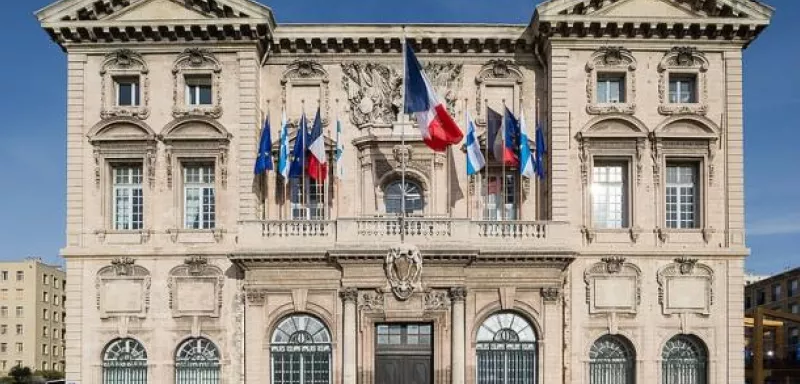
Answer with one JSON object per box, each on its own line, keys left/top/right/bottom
{"left": 15, "top": 344, "right": 22, "bottom": 353}
{"left": 15, "top": 325, "right": 22, "bottom": 335}
{"left": 42, "top": 344, "right": 48, "bottom": 355}
{"left": 15, "top": 271, "right": 23, "bottom": 282}
{"left": 43, "top": 291, "right": 49, "bottom": 303}
{"left": 184, "top": 164, "right": 216, "bottom": 229}
{"left": 43, "top": 309, "right": 48, "bottom": 321}
{"left": 744, "top": 296, "right": 751, "bottom": 309}
{"left": 53, "top": 278, "right": 59, "bottom": 290}
{"left": 597, "top": 73, "right": 626, "bottom": 103}
{"left": 669, "top": 74, "right": 697, "bottom": 103}
{"left": 481, "top": 173, "right": 518, "bottom": 220}
{"left": 0, "top": 325, "right": 5, "bottom": 335}
{"left": 43, "top": 326, "right": 48, "bottom": 337}
{"left": 0, "top": 307, "right": 6, "bottom": 318}
{"left": 15, "top": 307, "right": 22, "bottom": 318}
{"left": 757, "top": 290, "right": 765, "bottom": 305}
{"left": 53, "top": 345, "right": 58, "bottom": 356}
{"left": 1, "top": 271, "right": 6, "bottom": 281}
{"left": 15, "top": 289, "right": 22, "bottom": 300}
{"left": 791, "top": 303, "right": 799, "bottom": 314}
{"left": 790, "top": 279, "right": 799, "bottom": 297}
{"left": 54, "top": 295, "right": 60, "bottom": 306}
{"left": 185, "top": 75, "right": 213, "bottom": 106}
{"left": 0, "top": 290, "right": 6, "bottom": 301}
{"left": 592, "top": 162, "right": 629, "bottom": 229}
{"left": 42, "top": 274, "right": 49, "bottom": 285}
{"left": 54, "top": 311, "right": 59, "bottom": 323}
{"left": 666, "top": 163, "right": 699, "bottom": 229}
{"left": 290, "top": 178, "right": 326, "bottom": 220}
{"left": 773, "top": 284, "right": 782, "bottom": 301}
{"left": 115, "top": 76, "right": 141, "bottom": 107}
{"left": 113, "top": 165, "right": 144, "bottom": 231}
{"left": 0, "top": 344, "right": 5, "bottom": 353}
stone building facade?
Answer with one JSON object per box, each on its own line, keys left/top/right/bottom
{"left": 0, "top": 258, "right": 66, "bottom": 374}
{"left": 36, "top": 0, "right": 773, "bottom": 383}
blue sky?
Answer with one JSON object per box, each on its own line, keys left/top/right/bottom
{"left": 0, "top": 0, "right": 796, "bottom": 274}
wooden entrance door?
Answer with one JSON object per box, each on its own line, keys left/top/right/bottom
{"left": 375, "top": 324, "right": 433, "bottom": 384}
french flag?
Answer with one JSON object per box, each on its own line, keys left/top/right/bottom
{"left": 307, "top": 108, "right": 327, "bottom": 181}
{"left": 404, "top": 43, "right": 464, "bottom": 152}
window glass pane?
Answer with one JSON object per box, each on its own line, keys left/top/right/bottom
{"left": 384, "top": 180, "right": 424, "bottom": 216}
{"left": 198, "top": 85, "right": 213, "bottom": 105}
{"left": 481, "top": 173, "right": 518, "bottom": 220}
{"left": 185, "top": 75, "right": 213, "bottom": 106}
{"left": 115, "top": 77, "right": 140, "bottom": 107}
{"left": 113, "top": 165, "right": 143, "bottom": 231}
{"left": 592, "top": 162, "right": 627, "bottom": 229}
{"left": 184, "top": 164, "right": 215, "bottom": 229}
{"left": 597, "top": 80, "right": 608, "bottom": 103}
{"left": 665, "top": 163, "right": 699, "bottom": 229}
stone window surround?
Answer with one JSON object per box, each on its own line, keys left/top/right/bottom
{"left": 100, "top": 49, "right": 150, "bottom": 120}
{"left": 376, "top": 171, "right": 430, "bottom": 216}
{"left": 585, "top": 46, "right": 637, "bottom": 115}
{"left": 657, "top": 47, "right": 710, "bottom": 116}
{"left": 281, "top": 59, "right": 331, "bottom": 127}
{"left": 474, "top": 59, "right": 524, "bottom": 126}
{"left": 87, "top": 118, "right": 157, "bottom": 241}
{"left": 578, "top": 117, "right": 647, "bottom": 243}
{"left": 172, "top": 48, "right": 223, "bottom": 119}
{"left": 651, "top": 116, "right": 719, "bottom": 244}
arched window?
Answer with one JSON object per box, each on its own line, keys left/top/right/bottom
{"left": 103, "top": 338, "right": 147, "bottom": 384}
{"left": 175, "top": 337, "right": 220, "bottom": 384}
{"left": 662, "top": 335, "right": 708, "bottom": 384}
{"left": 384, "top": 180, "right": 424, "bottom": 215}
{"left": 589, "top": 335, "right": 636, "bottom": 384}
{"left": 476, "top": 312, "right": 537, "bottom": 384}
{"left": 271, "top": 314, "right": 332, "bottom": 384}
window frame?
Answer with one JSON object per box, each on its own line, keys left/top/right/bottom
{"left": 585, "top": 47, "right": 637, "bottom": 115}
{"left": 108, "top": 161, "right": 146, "bottom": 232}
{"left": 596, "top": 72, "right": 627, "bottom": 104}
{"left": 100, "top": 49, "right": 150, "bottom": 120}
{"left": 182, "top": 162, "right": 217, "bottom": 230}
{"left": 290, "top": 176, "right": 329, "bottom": 220}
{"left": 114, "top": 76, "right": 141, "bottom": 107}
{"left": 590, "top": 158, "right": 632, "bottom": 230}
{"left": 172, "top": 49, "right": 222, "bottom": 118}
{"left": 477, "top": 168, "right": 520, "bottom": 221}
{"left": 657, "top": 47, "right": 709, "bottom": 116}
{"left": 184, "top": 74, "right": 214, "bottom": 107}
{"left": 668, "top": 73, "right": 698, "bottom": 104}
{"left": 665, "top": 161, "right": 702, "bottom": 229}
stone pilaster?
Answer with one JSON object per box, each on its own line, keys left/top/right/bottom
{"left": 341, "top": 287, "right": 359, "bottom": 384}
{"left": 541, "top": 288, "right": 563, "bottom": 384}
{"left": 450, "top": 287, "right": 467, "bottom": 384}
{"left": 244, "top": 289, "right": 267, "bottom": 384}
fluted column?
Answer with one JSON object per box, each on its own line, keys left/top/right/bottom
{"left": 341, "top": 287, "right": 359, "bottom": 384}
{"left": 450, "top": 287, "right": 467, "bottom": 384}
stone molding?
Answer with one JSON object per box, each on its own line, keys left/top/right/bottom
{"left": 385, "top": 244, "right": 423, "bottom": 301}
{"left": 657, "top": 258, "right": 714, "bottom": 316}
{"left": 172, "top": 48, "right": 223, "bottom": 119}
{"left": 100, "top": 49, "right": 150, "bottom": 120}
{"left": 282, "top": 60, "right": 330, "bottom": 126}
{"left": 657, "top": 47, "right": 709, "bottom": 116}
{"left": 584, "top": 258, "right": 642, "bottom": 315}
{"left": 585, "top": 46, "right": 637, "bottom": 115}
{"left": 95, "top": 258, "right": 151, "bottom": 319}
{"left": 167, "top": 256, "right": 225, "bottom": 318}
{"left": 340, "top": 287, "right": 359, "bottom": 303}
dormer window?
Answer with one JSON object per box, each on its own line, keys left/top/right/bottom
{"left": 185, "top": 75, "right": 213, "bottom": 106}
{"left": 597, "top": 73, "right": 626, "bottom": 104}
{"left": 668, "top": 74, "right": 697, "bottom": 104}
{"left": 115, "top": 77, "right": 140, "bottom": 107}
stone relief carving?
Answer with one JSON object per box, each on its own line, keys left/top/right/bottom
{"left": 657, "top": 47, "right": 709, "bottom": 116}
{"left": 449, "top": 287, "right": 467, "bottom": 302}
{"left": 585, "top": 46, "right": 637, "bottom": 115}
{"left": 541, "top": 287, "right": 560, "bottom": 303}
{"left": 341, "top": 62, "right": 402, "bottom": 127}
{"left": 423, "top": 62, "right": 463, "bottom": 115}
{"left": 657, "top": 258, "right": 714, "bottom": 316}
{"left": 385, "top": 244, "right": 423, "bottom": 301}
{"left": 96, "top": 258, "right": 151, "bottom": 319}
{"left": 584, "top": 258, "right": 642, "bottom": 315}
{"left": 167, "top": 256, "right": 225, "bottom": 318}
{"left": 172, "top": 48, "right": 223, "bottom": 118}
{"left": 100, "top": 49, "right": 150, "bottom": 120}
{"left": 475, "top": 60, "right": 523, "bottom": 122}
{"left": 359, "top": 289, "right": 385, "bottom": 312}
{"left": 340, "top": 287, "right": 359, "bottom": 303}
{"left": 282, "top": 60, "right": 330, "bottom": 126}
{"left": 424, "top": 290, "right": 450, "bottom": 311}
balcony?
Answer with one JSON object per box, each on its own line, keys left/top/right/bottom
{"left": 237, "top": 217, "right": 573, "bottom": 252}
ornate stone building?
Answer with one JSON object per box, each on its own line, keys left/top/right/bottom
{"left": 36, "top": 0, "right": 773, "bottom": 383}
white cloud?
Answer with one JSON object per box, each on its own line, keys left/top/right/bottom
{"left": 747, "top": 213, "right": 800, "bottom": 236}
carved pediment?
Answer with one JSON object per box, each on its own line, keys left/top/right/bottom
{"left": 537, "top": 0, "right": 772, "bottom": 21}
{"left": 96, "top": 258, "right": 151, "bottom": 319}
{"left": 161, "top": 117, "right": 231, "bottom": 142}
{"left": 653, "top": 116, "right": 719, "bottom": 139}
{"left": 167, "top": 256, "right": 225, "bottom": 318}
{"left": 37, "top": 0, "right": 274, "bottom": 23}
{"left": 88, "top": 118, "right": 157, "bottom": 143}
{"left": 578, "top": 116, "right": 648, "bottom": 139}
{"left": 584, "top": 257, "right": 642, "bottom": 315}
{"left": 657, "top": 258, "right": 714, "bottom": 316}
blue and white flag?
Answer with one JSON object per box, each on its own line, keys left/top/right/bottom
{"left": 519, "top": 111, "right": 536, "bottom": 179}
{"left": 277, "top": 110, "right": 291, "bottom": 179}
{"left": 254, "top": 114, "right": 274, "bottom": 175}
{"left": 335, "top": 119, "right": 345, "bottom": 180}
{"left": 535, "top": 121, "right": 547, "bottom": 179}
{"left": 465, "top": 110, "right": 486, "bottom": 176}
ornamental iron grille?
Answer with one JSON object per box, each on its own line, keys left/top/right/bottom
{"left": 661, "top": 335, "right": 708, "bottom": 384}
{"left": 476, "top": 312, "right": 538, "bottom": 384}
{"left": 271, "top": 314, "right": 332, "bottom": 384}
{"left": 589, "top": 335, "right": 636, "bottom": 384}
{"left": 175, "top": 337, "right": 221, "bottom": 384}
{"left": 102, "top": 338, "right": 148, "bottom": 384}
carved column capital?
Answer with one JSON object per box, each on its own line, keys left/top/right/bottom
{"left": 541, "top": 287, "right": 560, "bottom": 303}
{"left": 340, "top": 287, "right": 359, "bottom": 303}
{"left": 449, "top": 287, "right": 467, "bottom": 302}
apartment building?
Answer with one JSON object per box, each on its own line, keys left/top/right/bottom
{"left": 745, "top": 267, "right": 800, "bottom": 360}
{"left": 0, "top": 258, "right": 66, "bottom": 374}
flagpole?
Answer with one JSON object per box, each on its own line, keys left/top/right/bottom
{"left": 484, "top": 100, "right": 489, "bottom": 222}
{"left": 400, "top": 27, "right": 407, "bottom": 242}
{"left": 335, "top": 98, "right": 340, "bottom": 219}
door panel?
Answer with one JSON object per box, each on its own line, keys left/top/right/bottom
{"left": 375, "top": 324, "right": 433, "bottom": 384}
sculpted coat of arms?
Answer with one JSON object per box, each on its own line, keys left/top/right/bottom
{"left": 385, "top": 244, "right": 423, "bottom": 300}
{"left": 341, "top": 62, "right": 402, "bottom": 126}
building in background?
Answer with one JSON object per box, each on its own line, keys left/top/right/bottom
{"left": 0, "top": 258, "right": 66, "bottom": 374}
{"left": 745, "top": 267, "right": 800, "bottom": 377}
{"left": 746, "top": 273, "right": 771, "bottom": 286}
{"left": 36, "top": 0, "right": 773, "bottom": 383}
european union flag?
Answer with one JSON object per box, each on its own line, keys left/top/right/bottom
{"left": 254, "top": 115, "right": 274, "bottom": 175}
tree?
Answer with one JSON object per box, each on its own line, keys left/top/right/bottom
{"left": 7, "top": 366, "right": 32, "bottom": 384}
{"left": 32, "top": 371, "right": 63, "bottom": 381}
